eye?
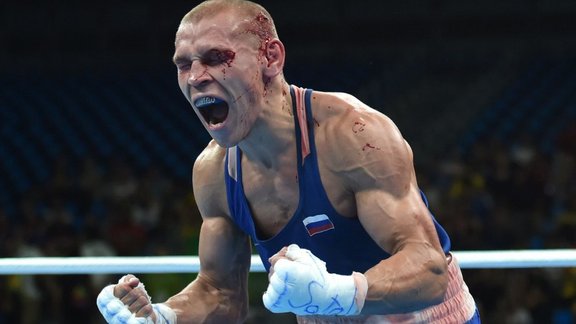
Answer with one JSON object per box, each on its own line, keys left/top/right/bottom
{"left": 178, "top": 64, "right": 191, "bottom": 72}
{"left": 174, "top": 59, "right": 191, "bottom": 72}
{"left": 201, "top": 49, "right": 236, "bottom": 66}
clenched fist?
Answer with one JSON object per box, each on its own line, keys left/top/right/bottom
{"left": 96, "top": 275, "right": 176, "bottom": 324}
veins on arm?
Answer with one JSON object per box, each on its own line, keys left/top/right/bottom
{"left": 163, "top": 146, "right": 251, "bottom": 323}
{"left": 333, "top": 108, "right": 448, "bottom": 313}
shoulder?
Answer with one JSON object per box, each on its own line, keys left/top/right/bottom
{"left": 311, "top": 90, "right": 407, "bottom": 158}
{"left": 193, "top": 140, "right": 227, "bottom": 174}
{"left": 192, "top": 140, "right": 229, "bottom": 217}
{"left": 311, "top": 91, "right": 413, "bottom": 193}
{"left": 311, "top": 90, "right": 398, "bottom": 136}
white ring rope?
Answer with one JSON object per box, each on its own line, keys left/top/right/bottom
{"left": 0, "top": 250, "right": 575, "bottom": 275}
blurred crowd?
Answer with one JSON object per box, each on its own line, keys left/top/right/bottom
{"left": 0, "top": 117, "right": 575, "bottom": 324}
{"left": 0, "top": 156, "right": 202, "bottom": 323}
{"left": 427, "top": 125, "right": 576, "bottom": 323}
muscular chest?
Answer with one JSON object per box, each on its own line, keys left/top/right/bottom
{"left": 241, "top": 162, "right": 299, "bottom": 238}
{"left": 240, "top": 157, "right": 355, "bottom": 239}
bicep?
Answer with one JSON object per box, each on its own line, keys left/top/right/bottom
{"left": 192, "top": 145, "right": 251, "bottom": 287}
{"left": 343, "top": 115, "right": 442, "bottom": 254}
{"left": 197, "top": 214, "right": 252, "bottom": 289}
{"left": 165, "top": 146, "right": 251, "bottom": 322}
{"left": 355, "top": 184, "right": 442, "bottom": 255}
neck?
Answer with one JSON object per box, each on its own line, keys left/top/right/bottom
{"left": 238, "top": 81, "right": 295, "bottom": 169}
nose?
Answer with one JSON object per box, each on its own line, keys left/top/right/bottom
{"left": 187, "top": 61, "right": 211, "bottom": 88}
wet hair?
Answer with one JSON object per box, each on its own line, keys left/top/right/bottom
{"left": 180, "top": 0, "right": 278, "bottom": 43}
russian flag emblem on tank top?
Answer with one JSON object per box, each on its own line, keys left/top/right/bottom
{"left": 303, "top": 214, "right": 335, "bottom": 236}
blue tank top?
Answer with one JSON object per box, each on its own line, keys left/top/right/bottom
{"left": 224, "top": 85, "right": 451, "bottom": 275}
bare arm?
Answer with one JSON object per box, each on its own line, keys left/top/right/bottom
{"left": 357, "top": 178, "right": 448, "bottom": 314}
{"left": 322, "top": 95, "right": 448, "bottom": 314}
{"left": 165, "top": 143, "right": 252, "bottom": 323}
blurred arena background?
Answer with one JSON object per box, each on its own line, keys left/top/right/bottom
{"left": 1, "top": 0, "right": 576, "bottom": 323}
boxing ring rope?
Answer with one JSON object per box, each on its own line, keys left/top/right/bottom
{"left": 1, "top": 249, "right": 575, "bottom": 275}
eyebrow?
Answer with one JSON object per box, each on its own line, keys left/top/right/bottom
{"left": 172, "top": 45, "right": 231, "bottom": 65}
{"left": 172, "top": 55, "right": 186, "bottom": 65}
{"left": 172, "top": 48, "right": 200, "bottom": 65}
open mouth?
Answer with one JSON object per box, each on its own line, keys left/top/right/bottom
{"left": 194, "top": 96, "right": 229, "bottom": 125}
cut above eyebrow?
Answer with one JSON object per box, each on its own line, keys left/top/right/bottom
{"left": 202, "top": 48, "right": 236, "bottom": 65}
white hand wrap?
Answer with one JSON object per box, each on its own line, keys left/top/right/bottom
{"left": 263, "top": 244, "right": 368, "bottom": 316}
{"left": 96, "top": 276, "right": 177, "bottom": 324}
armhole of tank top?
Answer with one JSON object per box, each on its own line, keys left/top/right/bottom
{"left": 303, "top": 88, "right": 316, "bottom": 158}
{"left": 226, "top": 146, "right": 238, "bottom": 182}
{"left": 289, "top": 85, "right": 303, "bottom": 165}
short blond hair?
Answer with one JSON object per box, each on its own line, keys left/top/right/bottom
{"left": 180, "top": 0, "right": 278, "bottom": 43}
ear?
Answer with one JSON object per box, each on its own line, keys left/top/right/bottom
{"left": 263, "top": 39, "right": 285, "bottom": 78}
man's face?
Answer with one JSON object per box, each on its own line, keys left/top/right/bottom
{"left": 173, "top": 11, "right": 267, "bottom": 147}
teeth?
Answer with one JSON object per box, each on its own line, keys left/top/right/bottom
{"left": 195, "top": 96, "right": 222, "bottom": 108}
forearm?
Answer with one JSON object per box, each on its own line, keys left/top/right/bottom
{"left": 164, "top": 275, "right": 248, "bottom": 324}
{"left": 362, "top": 244, "right": 449, "bottom": 315}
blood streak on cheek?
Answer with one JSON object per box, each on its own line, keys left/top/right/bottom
{"left": 263, "top": 77, "right": 271, "bottom": 97}
{"left": 221, "top": 51, "right": 235, "bottom": 67}
{"left": 198, "top": 67, "right": 209, "bottom": 80}
{"left": 218, "top": 50, "right": 235, "bottom": 80}
{"left": 219, "top": 50, "right": 236, "bottom": 67}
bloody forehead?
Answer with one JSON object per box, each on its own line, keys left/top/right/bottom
{"left": 239, "top": 12, "right": 274, "bottom": 43}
